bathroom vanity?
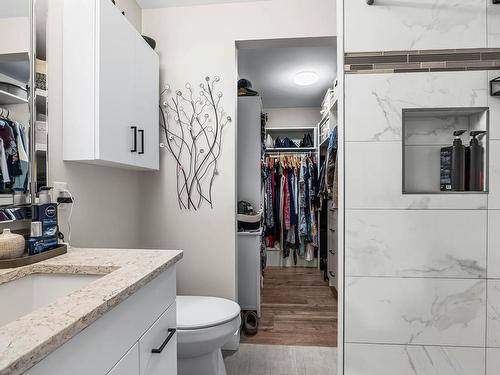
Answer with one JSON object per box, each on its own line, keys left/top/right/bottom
{"left": 0, "top": 248, "right": 182, "bottom": 375}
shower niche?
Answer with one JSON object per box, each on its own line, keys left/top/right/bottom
{"left": 402, "top": 107, "right": 489, "bottom": 194}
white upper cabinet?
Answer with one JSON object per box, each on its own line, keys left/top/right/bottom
{"left": 63, "top": 0, "right": 159, "bottom": 170}
{"left": 345, "top": 0, "right": 487, "bottom": 52}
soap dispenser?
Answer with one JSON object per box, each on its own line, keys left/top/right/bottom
{"left": 440, "top": 130, "right": 467, "bottom": 191}
{"left": 468, "top": 130, "right": 487, "bottom": 191}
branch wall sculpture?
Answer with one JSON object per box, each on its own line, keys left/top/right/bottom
{"left": 160, "top": 76, "right": 232, "bottom": 210}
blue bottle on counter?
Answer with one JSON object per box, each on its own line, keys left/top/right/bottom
{"left": 31, "top": 187, "right": 58, "bottom": 252}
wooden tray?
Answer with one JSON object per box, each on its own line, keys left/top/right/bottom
{"left": 0, "top": 244, "right": 67, "bottom": 269}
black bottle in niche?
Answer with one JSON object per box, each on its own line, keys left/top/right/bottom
{"left": 467, "top": 130, "right": 487, "bottom": 191}
{"left": 440, "top": 130, "right": 467, "bottom": 191}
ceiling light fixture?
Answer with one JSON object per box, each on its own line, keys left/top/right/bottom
{"left": 293, "top": 71, "right": 319, "bottom": 86}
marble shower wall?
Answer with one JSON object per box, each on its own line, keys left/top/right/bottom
{"left": 345, "top": 0, "right": 487, "bottom": 52}
{"left": 343, "top": 2, "right": 500, "bottom": 373}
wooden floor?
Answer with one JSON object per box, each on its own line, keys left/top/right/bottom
{"left": 241, "top": 267, "right": 338, "bottom": 347}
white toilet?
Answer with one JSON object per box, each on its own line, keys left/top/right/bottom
{"left": 176, "top": 296, "right": 241, "bottom": 375}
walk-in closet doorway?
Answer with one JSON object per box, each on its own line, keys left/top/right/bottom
{"left": 227, "top": 36, "right": 340, "bottom": 374}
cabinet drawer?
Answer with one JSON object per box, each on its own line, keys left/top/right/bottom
{"left": 139, "top": 303, "right": 177, "bottom": 375}
{"left": 107, "top": 343, "right": 139, "bottom": 375}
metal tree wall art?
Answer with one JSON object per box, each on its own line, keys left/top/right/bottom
{"left": 160, "top": 76, "right": 232, "bottom": 210}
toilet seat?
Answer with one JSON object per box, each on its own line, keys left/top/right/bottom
{"left": 177, "top": 296, "right": 240, "bottom": 330}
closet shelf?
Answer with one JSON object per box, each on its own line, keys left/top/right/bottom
{"left": 238, "top": 229, "right": 263, "bottom": 236}
{"left": 266, "top": 126, "right": 316, "bottom": 132}
{"left": 265, "top": 147, "right": 316, "bottom": 153}
{"left": 0, "top": 89, "right": 28, "bottom": 105}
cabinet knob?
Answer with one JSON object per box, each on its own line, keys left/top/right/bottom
{"left": 329, "top": 271, "right": 336, "bottom": 278}
{"left": 329, "top": 250, "right": 336, "bottom": 255}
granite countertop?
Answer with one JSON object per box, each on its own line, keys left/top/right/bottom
{"left": 0, "top": 248, "right": 183, "bottom": 375}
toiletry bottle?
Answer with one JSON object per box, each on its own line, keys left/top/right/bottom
{"left": 440, "top": 130, "right": 467, "bottom": 191}
{"left": 32, "top": 187, "right": 58, "bottom": 252}
{"left": 468, "top": 130, "right": 487, "bottom": 191}
{"left": 28, "top": 221, "right": 44, "bottom": 256}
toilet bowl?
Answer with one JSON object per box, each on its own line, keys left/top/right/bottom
{"left": 177, "top": 296, "right": 241, "bottom": 375}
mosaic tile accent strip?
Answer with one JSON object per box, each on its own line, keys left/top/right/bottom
{"left": 345, "top": 48, "right": 500, "bottom": 74}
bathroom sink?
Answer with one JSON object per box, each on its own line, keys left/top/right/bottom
{"left": 0, "top": 273, "right": 102, "bottom": 327}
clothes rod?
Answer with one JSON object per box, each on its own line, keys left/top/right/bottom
{"left": 265, "top": 150, "right": 317, "bottom": 155}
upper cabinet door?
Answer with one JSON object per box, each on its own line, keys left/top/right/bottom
{"left": 63, "top": 0, "right": 159, "bottom": 170}
{"left": 97, "top": 0, "right": 136, "bottom": 167}
{"left": 345, "top": 0, "right": 487, "bottom": 52}
{"left": 133, "top": 37, "right": 159, "bottom": 170}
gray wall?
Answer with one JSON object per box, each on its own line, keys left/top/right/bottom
{"left": 342, "top": 1, "right": 500, "bottom": 374}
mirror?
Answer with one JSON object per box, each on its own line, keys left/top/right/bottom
{"left": 34, "top": 0, "right": 48, "bottom": 194}
{"left": 0, "top": 0, "right": 48, "bottom": 208}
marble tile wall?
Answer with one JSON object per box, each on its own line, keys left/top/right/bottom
{"left": 345, "top": 49, "right": 500, "bottom": 74}
{"left": 345, "top": 210, "right": 487, "bottom": 278}
{"left": 489, "top": 2, "right": 500, "bottom": 48}
{"left": 343, "top": 68, "right": 497, "bottom": 374}
{"left": 345, "top": 0, "right": 487, "bottom": 52}
{"left": 345, "top": 344, "right": 485, "bottom": 375}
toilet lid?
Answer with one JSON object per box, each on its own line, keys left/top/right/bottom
{"left": 176, "top": 296, "right": 241, "bottom": 330}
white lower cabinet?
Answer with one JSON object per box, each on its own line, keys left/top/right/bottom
{"left": 107, "top": 343, "right": 139, "bottom": 375}
{"left": 26, "top": 267, "right": 177, "bottom": 375}
{"left": 139, "top": 303, "right": 177, "bottom": 375}
{"left": 107, "top": 304, "right": 177, "bottom": 375}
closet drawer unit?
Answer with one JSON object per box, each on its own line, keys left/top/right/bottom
{"left": 328, "top": 248, "right": 337, "bottom": 268}
{"left": 328, "top": 251, "right": 338, "bottom": 290}
{"left": 139, "top": 303, "right": 177, "bottom": 375}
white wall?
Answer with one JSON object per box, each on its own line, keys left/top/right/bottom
{"left": 265, "top": 107, "right": 321, "bottom": 128}
{"left": 47, "top": 0, "right": 144, "bottom": 248}
{"left": 141, "top": 0, "right": 336, "bottom": 299}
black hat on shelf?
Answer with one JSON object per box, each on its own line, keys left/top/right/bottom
{"left": 238, "top": 78, "right": 259, "bottom": 96}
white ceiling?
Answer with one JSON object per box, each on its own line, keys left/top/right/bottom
{"left": 0, "top": 0, "right": 29, "bottom": 18}
{"left": 238, "top": 40, "right": 337, "bottom": 108}
{"left": 137, "top": 0, "right": 266, "bottom": 8}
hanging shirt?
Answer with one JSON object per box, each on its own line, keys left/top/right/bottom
{"left": 0, "top": 120, "right": 17, "bottom": 156}
{"left": 14, "top": 122, "right": 28, "bottom": 162}
{"left": 0, "top": 139, "right": 10, "bottom": 183}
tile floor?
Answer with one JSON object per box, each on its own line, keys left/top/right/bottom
{"left": 223, "top": 344, "right": 337, "bottom": 375}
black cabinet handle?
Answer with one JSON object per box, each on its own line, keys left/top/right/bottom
{"left": 329, "top": 250, "right": 336, "bottom": 255}
{"left": 131, "top": 126, "right": 137, "bottom": 152}
{"left": 151, "top": 328, "right": 176, "bottom": 354}
{"left": 329, "top": 271, "right": 336, "bottom": 278}
{"left": 138, "top": 129, "right": 145, "bottom": 155}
